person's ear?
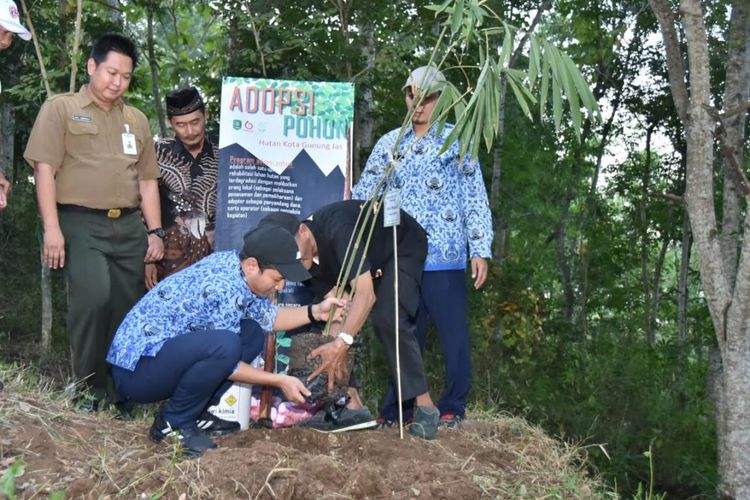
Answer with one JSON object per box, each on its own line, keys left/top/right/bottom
{"left": 86, "top": 58, "right": 96, "bottom": 76}
{"left": 241, "top": 256, "right": 259, "bottom": 275}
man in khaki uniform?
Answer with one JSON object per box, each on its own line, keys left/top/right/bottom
{"left": 24, "top": 33, "right": 164, "bottom": 409}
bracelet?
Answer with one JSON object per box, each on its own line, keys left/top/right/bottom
{"left": 307, "top": 303, "right": 316, "bottom": 323}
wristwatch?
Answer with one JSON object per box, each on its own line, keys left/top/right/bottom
{"left": 337, "top": 332, "right": 354, "bottom": 346}
{"left": 148, "top": 227, "right": 166, "bottom": 239}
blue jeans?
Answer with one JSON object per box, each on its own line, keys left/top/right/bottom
{"left": 379, "top": 269, "right": 472, "bottom": 421}
{"left": 112, "top": 319, "right": 266, "bottom": 429}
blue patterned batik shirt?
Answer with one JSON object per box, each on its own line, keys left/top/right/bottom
{"left": 107, "top": 251, "right": 278, "bottom": 371}
{"left": 353, "top": 123, "right": 493, "bottom": 271}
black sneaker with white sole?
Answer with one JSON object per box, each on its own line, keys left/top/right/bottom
{"left": 196, "top": 410, "right": 241, "bottom": 437}
{"left": 300, "top": 406, "right": 377, "bottom": 432}
{"left": 149, "top": 413, "right": 217, "bottom": 458}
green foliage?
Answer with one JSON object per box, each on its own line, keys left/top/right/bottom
{"left": 0, "top": 458, "right": 25, "bottom": 499}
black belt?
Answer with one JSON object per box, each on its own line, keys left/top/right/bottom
{"left": 57, "top": 204, "right": 139, "bottom": 219}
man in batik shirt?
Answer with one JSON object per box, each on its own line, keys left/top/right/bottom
{"left": 146, "top": 86, "right": 219, "bottom": 287}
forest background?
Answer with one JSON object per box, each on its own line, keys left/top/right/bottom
{"left": 0, "top": 0, "right": 746, "bottom": 498}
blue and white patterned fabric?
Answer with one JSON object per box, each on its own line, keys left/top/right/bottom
{"left": 353, "top": 123, "right": 493, "bottom": 271}
{"left": 107, "top": 251, "right": 278, "bottom": 371}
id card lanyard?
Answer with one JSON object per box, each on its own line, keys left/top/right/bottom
{"left": 122, "top": 124, "right": 137, "bottom": 155}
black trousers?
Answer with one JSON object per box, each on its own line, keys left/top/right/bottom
{"left": 371, "top": 261, "right": 428, "bottom": 401}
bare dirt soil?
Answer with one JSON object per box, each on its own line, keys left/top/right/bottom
{"left": 0, "top": 365, "right": 605, "bottom": 499}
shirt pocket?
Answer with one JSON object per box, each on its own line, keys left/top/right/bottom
{"left": 65, "top": 121, "right": 100, "bottom": 155}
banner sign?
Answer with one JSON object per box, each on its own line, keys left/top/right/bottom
{"left": 215, "top": 77, "right": 354, "bottom": 303}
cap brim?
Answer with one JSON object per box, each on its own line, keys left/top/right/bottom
{"left": 276, "top": 261, "right": 311, "bottom": 283}
{"left": 0, "top": 20, "right": 31, "bottom": 40}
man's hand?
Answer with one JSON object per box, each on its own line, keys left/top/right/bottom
{"left": 145, "top": 263, "right": 159, "bottom": 289}
{"left": 279, "top": 374, "right": 312, "bottom": 404}
{"left": 471, "top": 257, "right": 488, "bottom": 289}
{"left": 43, "top": 226, "right": 66, "bottom": 269}
{"left": 308, "top": 338, "right": 350, "bottom": 392}
{"left": 0, "top": 173, "right": 10, "bottom": 210}
{"left": 312, "top": 297, "right": 347, "bottom": 322}
{"left": 144, "top": 233, "right": 164, "bottom": 263}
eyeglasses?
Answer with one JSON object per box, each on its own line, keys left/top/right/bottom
{"left": 406, "top": 90, "right": 440, "bottom": 104}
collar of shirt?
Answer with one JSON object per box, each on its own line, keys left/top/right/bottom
{"left": 77, "top": 84, "right": 125, "bottom": 111}
{"left": 170, "top": 135, "right": 215, "bottom": 159}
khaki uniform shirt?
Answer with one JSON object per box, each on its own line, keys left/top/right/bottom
{"left": 24, "top": 85, "right": 159, "bottom": 209}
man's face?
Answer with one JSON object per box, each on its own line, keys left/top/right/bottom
{"left": 169, "top": 109, "right": 207, "bottom": 150}
{"left": 0, "top": 27, "right": 14, "bottom": 50}
{"left": 405, "top": 86, "right": 440, "bottom": 126}
{"left": 243, "top": 258, "right": 286, "bottom": 297}
{"left": 86, "top": 51, "right": 133, "bottom": 107}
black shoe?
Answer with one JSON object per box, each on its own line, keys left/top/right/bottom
{"left": 196, "top": 410, "right": 241, "bottom": 437}
{"left": 149, "top": 413, "right": 217, "bottom": 458}
{"left": 114, "top": 400, "right": 136, "bottom": 421}
{"left": 408, "top": 406, "right": 439, "bottom": 440}
{"left": 301, "top": 406, "right": 377, "bottom": 432}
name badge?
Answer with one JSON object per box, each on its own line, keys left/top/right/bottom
{"left": 383, "top": 188, "right": 401, "bottom": 227}
{"left": 122, "top": 124, "right": 137, "bottom": 155}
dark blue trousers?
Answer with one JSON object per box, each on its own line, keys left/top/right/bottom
{"left": 379, "top": 269, "right": 472, "bottom": 421}
{"left": 112, "top": 319, "right": 265, "bottom": 429}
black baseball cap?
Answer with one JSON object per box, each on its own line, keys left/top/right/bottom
{"left": 241, "top": 224, "right": 310, "bottom": 282}
{"left": 258, "top": 211, "right": 302, "bottom": 235}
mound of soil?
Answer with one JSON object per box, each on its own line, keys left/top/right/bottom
{"left": 0, "top": 367, "right": 603, "bottom": 498}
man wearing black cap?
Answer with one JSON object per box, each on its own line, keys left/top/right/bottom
{"left": 106, "top": 224, "right": 345, "bottom": 457}
{"left": 260, "top": 200, "right": 442, "bottom": 440}
{"left": 146, "top": 86, "right": 218, "bottom": 288}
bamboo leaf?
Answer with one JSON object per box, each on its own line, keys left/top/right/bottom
{"left": 564, "top": 66, "right": 582, "bottom": 139}
{"left": 507, "top": 69, "right": 538, "bottom": 104}
{"left": 529, "top": 35, "right": 541, "bottom": 91}
{"left": 540, "top": 49, "right": 550, "bottom": 117}
{"left": 440, "top": 115, "right": 465, "bottom": 156}
{"left": 451, "top": 0, "right": 465, "bottom": 35}
{"left": 561, "top": 51, "right": 600, "bottom": 118}
{"left": 498, "top": 21, "right": 512, "bottom": 69}
{"left": 507, "top": 74, "right": 532, "bottom": 120}
{"left": 426, "top": 0, "right": 452, "bottom": 15}
{"left": 552, "top": 70, "right": 563, "bottom": 130}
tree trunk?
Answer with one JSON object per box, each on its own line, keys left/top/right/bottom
{"left": 651, "top": 0, "right": 750, "bottom": 495}
{"left": 352, "top": 22, "right": 376, "bottom": 180}
{"left": 677, "top": 210, "right": 691, "bottom": 346}
{"left": 640, "top": 126, "right": 654, "bottom": 347}
{"left": 147, "top": 3, "right": 167, "bottom": 137}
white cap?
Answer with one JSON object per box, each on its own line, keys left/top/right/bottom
{"left": 402, "top": 65, "right": 447, "bottom": 95}
{"left": 0, "top": 0, "right": 31, "bottom": 41}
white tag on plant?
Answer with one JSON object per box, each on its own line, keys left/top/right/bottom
{"left": 383, "top": 189, "right": 401, "bottom": 227}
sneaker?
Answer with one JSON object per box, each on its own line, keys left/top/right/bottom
{"left": 196, "top": 410, "right": 241, "bottom": 437}
{"left": 149, "top": 413, "right": 217, "bottom": 458}
{"left": 439, "top": 413, "right": 463, "bottom": 429}
{"left": 408, "top": 406, "right": 439, "bottom": 440}
{"left": 301, "top": 406, "right": 377, "bottom": 432}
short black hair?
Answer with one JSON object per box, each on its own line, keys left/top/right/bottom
{"left": 90, "top": 33, "right": 137, "bottom": 68}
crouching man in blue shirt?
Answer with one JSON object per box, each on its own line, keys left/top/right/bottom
{"left": 106, "top": 224, "right": 345, "bottom": 457}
